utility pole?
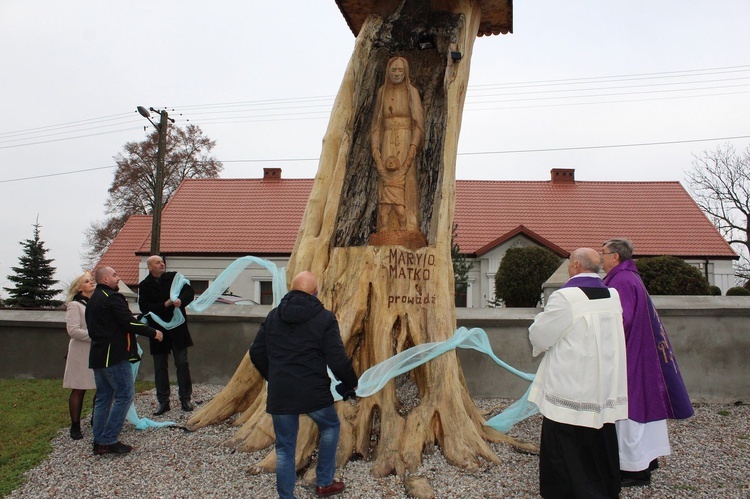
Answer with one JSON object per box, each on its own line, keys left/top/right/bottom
{"left": 151, "top": 109, "right": 168, "bottom": 255}
{"left": 137, "top": 106, "right": 170, "bottom": 255}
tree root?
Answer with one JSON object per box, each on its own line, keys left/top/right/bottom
{"left": 186, "top": 353, "right": 262, "bottom": 430}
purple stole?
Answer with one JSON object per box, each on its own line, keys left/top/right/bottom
{"left": 560, "top": 275, "right": 607, "bottom": 290}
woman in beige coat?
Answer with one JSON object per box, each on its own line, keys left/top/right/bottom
{"left": 63, "top": 271, "right": 96, "bottom": 440}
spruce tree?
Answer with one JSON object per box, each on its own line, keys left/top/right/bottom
{"left": 4, "top": 220, "right": 63, "bottom": 308}
{"left": 451, "top": 223, "right": 473, "bottom": 306}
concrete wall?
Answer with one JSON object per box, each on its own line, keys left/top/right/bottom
{"left": 2, "top": 297, "right": 748, "bottom": 403}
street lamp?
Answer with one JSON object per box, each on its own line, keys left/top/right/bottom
{"left": 137, "top": 106, "right": 171, "bottom": 255}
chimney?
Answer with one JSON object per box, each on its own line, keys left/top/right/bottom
{"left": 263, "top": 168, "right": 282, "bottom": 180}
{"left": 550, "top": 168, "right": 575, "bottom": 184}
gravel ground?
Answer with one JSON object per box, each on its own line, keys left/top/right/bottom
{"left": 9, "top": 384, "right": 749, "bottom": 498}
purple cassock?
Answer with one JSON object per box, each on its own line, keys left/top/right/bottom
{"left": 603, "top": 259, "right": 694, "bottom": 423}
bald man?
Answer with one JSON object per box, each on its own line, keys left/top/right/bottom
{"left": 87, "top": 266, "right": 163, "bottom": 455}
{"left": 138, "top": 255, "right": 196, "bottom": 415}
{"left": 250, "top": 271, "right": 358, "bottom": 498}
{"left": 528, "top": 248, "right": 628, "bottom": 498}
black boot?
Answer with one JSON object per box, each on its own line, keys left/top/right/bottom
{"left": 153, "top": 401, "right": 170, "bottom": 416}
{"left": 70, "top": 422, "right": 83, "bottom": 440}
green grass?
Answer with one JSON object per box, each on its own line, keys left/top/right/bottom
{"left": 0, "top": 379, "right": 154, "bottom": 497}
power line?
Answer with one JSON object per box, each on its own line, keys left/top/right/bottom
{"left": 1, "top": 64, "right": 747, "bottom": 146}
{"left": 172, "top": 95, "right": 335, "bottom": 111}
{"left": 6, "top": 133, "right": 747, "bottom": 185}
{"left": 0, "top": 119, "right": 143, "bottom": 145}
{"left": 464, "top": 90, "right": 750, "bottom": 112}
{"left": 0, "top": 113, "right": 134, "bottom": 138}
{"left": 457, "top": 135, "right": 750, "bottom": 156}
{"left": 183, "top": 85, "right": 748, "bottom": 127}
{"left": 468, "top": 76, "right": 750, "bottom": 98}
{"left": 220, "top": 158, "right": 316, "bottom": 163}
{"left": 0, "top": 127, "right": 140, "bottom": 150}
{"left": 0, "top": 165, "right": 116, "bottom": 183}
{"left": 2, "top": 78, "right": 740, "bottom": 140}
{"left": 181, "top": 87, "right": 748, "bottom": 127}
{"left": 469, "top": 64, "right": 750, "bottom": 89}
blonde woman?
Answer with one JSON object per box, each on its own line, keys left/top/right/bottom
{"left": 63, "top": 271, "right": 96, "bottom": 440}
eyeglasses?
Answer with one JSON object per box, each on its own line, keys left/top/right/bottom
{"left": 600, "top": 251, "right": 616, "bottom": 256}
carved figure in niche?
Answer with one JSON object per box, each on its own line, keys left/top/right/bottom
{"left": 375, "top": 155, "right": 410, "bottom": 229}
{"left": 370, "top": 56, "right": 425, "bottom": 241}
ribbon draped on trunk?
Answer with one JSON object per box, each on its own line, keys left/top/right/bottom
{"left": 135, "top": 256, "right": 536, "bottom": 432}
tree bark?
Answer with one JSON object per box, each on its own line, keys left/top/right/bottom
{"left": 188, "top": 0, "right": 536, "bottom": 479}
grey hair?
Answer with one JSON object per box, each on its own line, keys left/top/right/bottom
{"left": 603, "top": 238, "right": 634, "bottom": 260}
{"left": 571, "top": 248, "right": 602, "bottom": 273}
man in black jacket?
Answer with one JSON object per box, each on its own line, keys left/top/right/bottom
{"left": 87, "top": 266, "right": 163, "bottom": 455}
{"left": 138, "top": 255, "right": 195, "bottom": 415}
{"left": 250, "top": 271, "right": 358, "bottom": 499}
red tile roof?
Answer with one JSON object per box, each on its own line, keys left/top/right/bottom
{"left": 96, "top": 215, "right": 151, "bottom": 285}
{"left": 454, "top": 180, "right": 736, "bottom": 258}
{"left": 101, "top": 176, "right": 736, "bottom": 286}
{"left": 134, "top": 178, "right": 311, "bottom": 256}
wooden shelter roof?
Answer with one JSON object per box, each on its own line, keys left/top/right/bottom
{"left": 335, "top": 0, "right": 513, "bottom": 37}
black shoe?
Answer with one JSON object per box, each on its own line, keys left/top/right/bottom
{"left": 648, "top": 458, "right": 659, "bottom": 471}
{"left": 621, "top": 476, "right": 651, "bottom": 487}
{"left": 621, "top": 469, "right": 651, "bottom": 487}
{"left": 107, "top": 441, "right": 133, "bottom": 454}
{"left": 180, "top": 400, "right": 194, "bottom": 412}
{"left": 96, "top": 441, "right": 132, "bottom": 455}
{"left": 153, "top": 402, "right": 170, "bottom": 415}
{"left": 70, "top": 423, "right": 83, "bottom": 440}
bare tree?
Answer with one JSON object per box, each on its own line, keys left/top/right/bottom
{"left": 84, "top": 124, "right": 222, "bottom": 267}
{"left": 686, "top": 143, "right": 750, "bottom": 281}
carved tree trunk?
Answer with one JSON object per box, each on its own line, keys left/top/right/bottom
{"left": 188, "top": 0, "right": 534, "bottom": 479}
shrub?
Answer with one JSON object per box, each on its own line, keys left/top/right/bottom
{"left": 726, "top": 286, "right": 750, "bottom": 296}
{"left": 635, "top": 256, "right": 711, "bottom": 295}
{"left": 495, "top": 246, "right": 562, "bottom": 307}
{"left": 708, "top": 285, "right": 722, "bottom": 296}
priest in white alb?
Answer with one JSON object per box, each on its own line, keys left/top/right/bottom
{"left": 528, "top": 247, "right": 628, "bottom": 498}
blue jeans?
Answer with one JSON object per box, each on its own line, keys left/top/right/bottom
{"left": 93, "top": 360, "right": 135, "bottom": 445}
{"left": 272, "top": 405, "right": 340, "bottom": 499}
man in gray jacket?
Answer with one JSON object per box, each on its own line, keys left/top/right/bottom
{"left": 250, "top": 271, "right": 358, "bottom": 498}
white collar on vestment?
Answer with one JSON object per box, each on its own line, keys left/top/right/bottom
{"left": 569, "top": 272, "right": 601, "bottom": 280}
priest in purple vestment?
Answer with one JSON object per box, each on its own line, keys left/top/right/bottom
{"left": 601, "top": 238, "right": 694, "bottom": 488}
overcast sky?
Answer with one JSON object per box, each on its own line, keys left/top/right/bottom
{"left": 1, "top": 1, "right": 749, "bottom": 296}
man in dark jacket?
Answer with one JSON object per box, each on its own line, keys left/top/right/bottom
{"left": 138, "top": 255, "right": 195, "bottom": 415}
{"left": 87, "top": 266, "right": 162, "bottom": 455}
{"left": 250, "top": 271, "right": 358, "bottom": 499}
